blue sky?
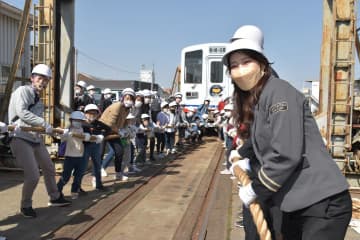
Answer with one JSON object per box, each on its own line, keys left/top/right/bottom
{"left": 5, "top": 0, "right": 335, "bottom": 89}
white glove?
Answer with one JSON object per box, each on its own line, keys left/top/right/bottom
{"left": 83, "top": 133, "right": 91, "bottom": 141}
{"left": 95, "top": 134, "right": 104, "bottom": 144}
{"left": 14, "top": 124, "right": 21, "bottom": 134}
{"left": 0, "top": 122, "right": 8, "bottom": 133}
{"left": 229, "top": 149, "right": 241, "bottom": 164}
{"left": 228, "top": 128, "right": 237, "bottom": 138}
{"left": 44, "top": 122, "right": 53, "bottom": 134}
{"left": 62, "top": 128, "right": 70, "bottom": 138}
{"left": 230, "top": 158, "right": 251, "bottom": 175}
{"left": 239, "top": 183, "right": 257, "bottom": 208}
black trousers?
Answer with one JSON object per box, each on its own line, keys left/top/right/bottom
{"left": 108, "top": 139, "right": 124, "bottom": 173}
{"left": 282, "top": 190, "right": 352, "bottom": 240}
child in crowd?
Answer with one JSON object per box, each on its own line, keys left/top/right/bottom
{"left": 136, "top": 113, "right": 154, "bottom": 164}
{"left": 156, "top": 102, "right": 170, "bottom": 158}
{"left": 81, "top": 104, "right": 106, "bottom": 191}
{"left": 165, "top": 101, "right": 178, "bottom": 154}
{"left": 57, "top": 111, "right": 90, "bottom": 199}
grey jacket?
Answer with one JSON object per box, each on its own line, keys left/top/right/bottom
{"left": 250, "top": 76, "right": 348, "bottom": 212}
{"left": 8, "top": 85, "right": 46, "bottom": 143}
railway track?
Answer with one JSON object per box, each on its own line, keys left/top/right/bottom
{"left": 47, "top": 137, "right": 224, "bottom": 240}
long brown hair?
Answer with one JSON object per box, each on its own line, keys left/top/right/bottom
{"left": 228, "top": 49, "right": 271, "bottom": 139}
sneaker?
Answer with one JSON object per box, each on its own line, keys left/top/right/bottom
{"left": 71, "top": 192, "right": 79, "bottom": 199}
{"left": 96, "top": 185, "right": 109, "bottom": 192}
{"left": 121, "top": 175, "right": 129, "bottom": 181}
{"left": 220, "top": 169, "right": 231, "bottom": 175}
{"left": 20, "top": 207, "right": 36, "bottom": 218}
{"left": 171, "top": 148, "right": 176, "bottom": 154}
{"left": 101, "top": 167, "right": 108, "bottom": 177}
{"left": 48, "top": 194, "right": 71, "bottom": 207}
{"left": 114, "top": 172, "right": 122, "bottom": 180}
{"left": 166, "top": 149, "right": 171, "bottom": 155}
{"left": 132, "top": 165, "right": 141, "bottom": 172}
{"left": 92, "top": 177, "right": 96, "bottom": 188}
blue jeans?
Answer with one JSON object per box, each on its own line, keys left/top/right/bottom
{"left": 57, "top": 156, "right": 86, "bottom": 193}
{"left": 83, "top": 142, "right": 102, "bottom": 188}
{"left": 102, "top": 142, "right": 114, "bottom": 169}
{"left": 165, "top": 132, "right": 175, "bottom": 150}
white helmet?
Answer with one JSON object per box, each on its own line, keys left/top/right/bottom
{"left": 76, "top": 80, "right": 87, "bottom": 88}
{"left": 84, "top": 104, "right": 100, "bottom": 113}
{"left": 169, "top": 101, "right": 177, "bottom": 107}
{"left": 32, "top": 64, "right": 52, "bottom": 78}
{"left": 126, "top": 113, "right": 135, "bottom": 120}
{"left": 122, "top": 88, "right": 135, "bottom": 97}
{"left": 86, "top": 85, "right": 96, "bottom": 91}
{"left": 141, "top": 113, "right": 150, "bottom": 119}
{"left": 103, "top": 88, "right": 112, "bottom": 94}
{"left": 136, "top": 91, "right": 144, "bottom": 97}
{"left": 161, "top": 101, "right": 169, "bottom": 108}
{"left": 142, "top": 89, "right": 152, "bottom": 97}
{"left": 223, "top": 25, "right": 265, "bottom": 66}
{"left": 224, "top": 103, "right": 234, "bottom": 111}
{"left": 174, "top": 92, "right": 182, "bottom": 98}
{"left": 70, "top": 111, "right": 85, "bottom": 120}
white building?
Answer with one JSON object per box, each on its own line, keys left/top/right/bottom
{"left": 0, "top": 0, "right": 31, "bottom": 95}
{"left": 303, "top": 81, "right": 320, "bottom": 114}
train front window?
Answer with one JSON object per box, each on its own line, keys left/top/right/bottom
{"left": 184, "top": 50, "right": 202, "bottom": 84}
{"left": 210, "top": 61, "right": 223, "bottom": 83}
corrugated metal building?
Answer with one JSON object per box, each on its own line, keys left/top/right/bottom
{"left": 0, "top": 0, "right": 31, "bottom": 94}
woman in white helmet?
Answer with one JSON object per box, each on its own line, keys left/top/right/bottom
{"left": 7, "top": 64, "right": 70, "bottom": 218}
{"left": 225, "top": 25, "right": 351, "bottom": 239}
{"left": 98, "top": 88, "right": 135, "bottom": 178}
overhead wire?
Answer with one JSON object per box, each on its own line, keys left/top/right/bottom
{"left": 77, "top": 49, "right": 138, "bottom": 75}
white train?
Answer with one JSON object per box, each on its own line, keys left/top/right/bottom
{"left": 179, "top": 43, "right": 233, "bottom": 111}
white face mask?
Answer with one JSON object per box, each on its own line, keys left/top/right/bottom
{"left": 135, "top": 100, "right": 143, "bottom": 108}
{"left": 124, "top": 100, "right": 134, "bottom": 108}
{"left": 225, "top": 111, "right": 232, "bottom": 118}
{"left": 72, "top": 121, "right": 82, "bottom": 129}
{"left": 144, "top": 98, "right": 151, "bottom": 104}
{"left": 88, "top": 90, "right": 95, "bottom": 96}
{"left": 104, "top": 93, "right": 112, "bottom": 99}
{"left": 87, "top": 116, "right": 96, "bottom": 122}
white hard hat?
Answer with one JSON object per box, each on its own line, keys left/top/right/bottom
{"left": 70, "top": 111, "right": 85, "bottom": 120}
{"left": 126, "top": 113, "right": 135, "bottom": 120}
{"left": 142, "top": 89, "right": 152, "bottom": 97}
{"left": 84, "top": 104, "right": 99, "bottom": 113}
{"left": 169, "top": 101, "right": 177, "bottom": 107}
{"left": 86, "top": 85, "right": 96, "bottom": 91}
{"left": 141, "top": 113, "right": 150, "bottom": 119}
{"left": 136, "top": 91, "right": 144, "bottom": 97}
{"left": 222, "top": 25, "right": 265, "bottom": 66}
{"left": 174, "top": 92, "right": 182, "bottom": 98}
{"left": 224, "top": 104, "right": 234, "bottom": 111}
{"left": 31, "top": 64, "right": 52, "bottom": 78}
{"left": 161, "top": 101, "right": 169, "bottom": 108}
{"left": 122, "top": 88, "right": 135, "bottom": 97}
{"left": 76, "top": 80, "right": 87, "bottom": 88}
{"left": 103, "top": 88, "right": 112, "bottom": 94}
{"left": 213, "top": 110, "right": 219, "bottom": 114}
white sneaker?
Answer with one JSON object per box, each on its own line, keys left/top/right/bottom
{"left": 121, "top": 175, "right": 129, "bottom": 181}
{"left": 220, "top": 169, "right": 231, "bottom": 175}
{"left": 101, "top": 168, "right": 107, "bottom": 177}
{"left": 166, "top": 149, "right": 171, "bottom": 155}
{"left": 71, "top": 192, "right": 79, "bottom": 199}
{"left": 222, "top": 162, "right": 227, "bottom": 166}
{"left": 171, "top": 148, "right": 176, "bottom": 154}
{"left": 92, "top": 177, "right": 96, "bottom": 188}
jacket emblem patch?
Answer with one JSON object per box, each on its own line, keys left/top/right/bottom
{"left": 269, "top": 102, "right": 288, "bottom": 114}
